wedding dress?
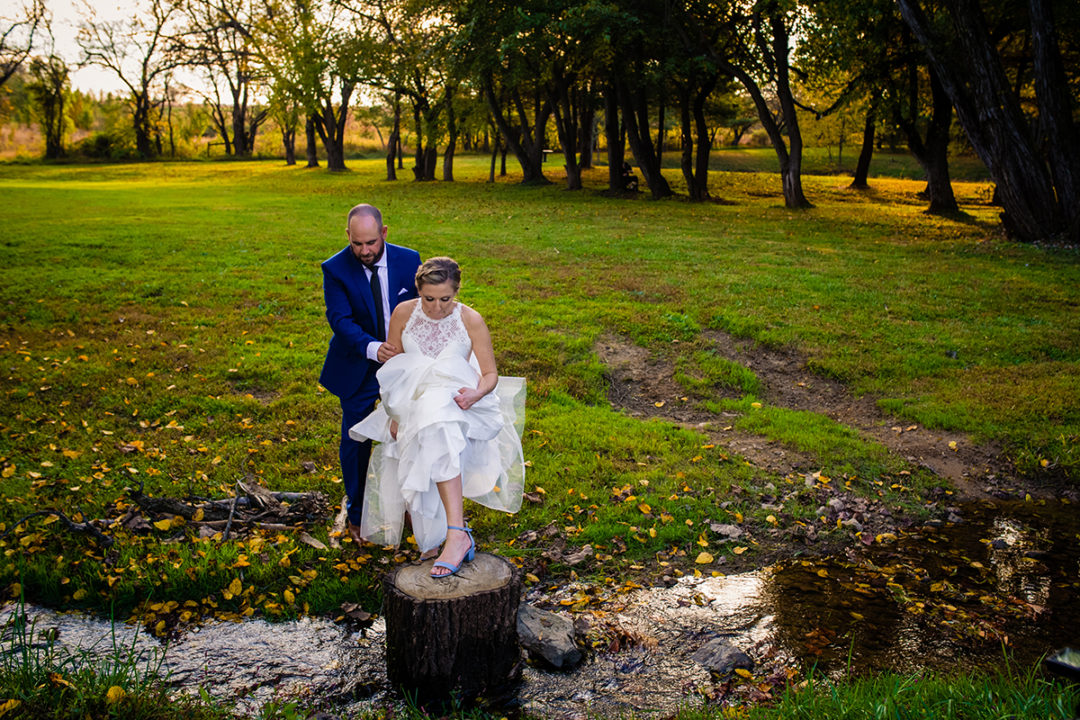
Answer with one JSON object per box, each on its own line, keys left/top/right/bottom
{"left": 348, "top": 302, "right": 525, "bottom": 553}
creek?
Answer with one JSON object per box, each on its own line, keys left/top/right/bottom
{"left": 2, "top": 499, "right": 1077, "bottom": 718}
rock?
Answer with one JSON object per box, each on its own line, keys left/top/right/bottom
{"left": 841, "top": 518, "right": 863, "bottom": 532}
{"left": 562, "top": 545, "right": 594, "bottom": 566}
{"left": 990, "top": 539, "right": 1010, "bottom": 550}
{"left": 827, "top": 498, "right": 846, "bottom": 512}
{"left": 691, "top": 638, "right": 754, "bottom": 677}
{"left": 709, "top": 523, "right": 743, "bottom": 539}
{"left": 946, "top": 513, "right": 963, "bottom": 524}
{"left": 517, "top": 604, "right": 582, "bottom": 670}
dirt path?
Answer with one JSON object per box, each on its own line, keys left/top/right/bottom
{"left": 595, "top": 332, "right": 1020, "bottom": 500}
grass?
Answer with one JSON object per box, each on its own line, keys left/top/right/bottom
{"left": 0, "top": 154, "right": 1077, "bottom": 632}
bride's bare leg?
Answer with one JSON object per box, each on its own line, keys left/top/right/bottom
{"left": 431, "top": 475, "right": 472, "bottom": 577}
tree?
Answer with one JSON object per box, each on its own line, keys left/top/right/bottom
{"left": 799, "top": 0, "right": 958, "bottom": 211}
{"left": 255, "top": 0, "right": 361, "bottom": 171}
{"left": 178, "top": 0, "right": 269, "bottom": 157}
{"left": 681, "top": 0, "right": 811, "bottom": 208}
{"left": 447, "top": 0, "right": 552, "bottom": 185}
{"left": 26, "top": 54, "right": 69, "bottom": 158}
{"left": 1, "top": 0, "right": 44, "bottom": 88}
{"left": 896, "top": 0, "right": 1080, "bottom": 243}
{"left": 345, "top": 0, "right": 456, "bottom": 181}
{"left": 77, "top": 0, "right": 184, "bottom": 159}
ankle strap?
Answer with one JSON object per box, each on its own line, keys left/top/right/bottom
{"left": 447, "top": 524, "right": 472, "bottom": 534}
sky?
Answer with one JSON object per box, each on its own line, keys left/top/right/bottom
{"left": 42, "top": 0, "right": 133, "bottom": 94}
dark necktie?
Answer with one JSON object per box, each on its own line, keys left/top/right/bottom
{"left": 369, "top": 266, "right": 385, "bottom": 341}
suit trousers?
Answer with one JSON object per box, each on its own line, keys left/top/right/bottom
{"left": 339, "top": 382, "right": 380, "bottom": 526}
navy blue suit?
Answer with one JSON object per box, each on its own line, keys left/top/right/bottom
{"left": 320, "top": 242, "right": 421, "bottom": 525}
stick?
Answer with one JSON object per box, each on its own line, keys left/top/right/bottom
{"left": 222, "top": 482, "right": 241, "bottom": 542}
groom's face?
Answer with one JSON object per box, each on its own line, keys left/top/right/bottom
{"left": 347, "top": 215, "right": 387, "bottom": 266}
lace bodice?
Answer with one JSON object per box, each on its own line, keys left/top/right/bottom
{"left": 402, "top": 302, "right": 472, "bottom": 359}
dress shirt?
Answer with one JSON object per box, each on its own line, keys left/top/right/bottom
{"left": 363, "top": 254, "right": 391, "bottom": 361}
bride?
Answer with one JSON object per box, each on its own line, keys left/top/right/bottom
{"left": 348, "top": 257, "right": 525, "bottom": 577}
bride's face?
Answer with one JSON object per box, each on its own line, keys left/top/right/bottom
{"left": 419, "top": 280, "right": 458, "bottom": 319}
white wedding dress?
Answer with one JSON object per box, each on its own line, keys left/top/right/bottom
{"left": 348, "top": 302, "right": 525, "bottom": 553}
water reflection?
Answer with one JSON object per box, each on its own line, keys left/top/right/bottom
{"left": 2, "top": 500, "right": 1076, "bottom": 718}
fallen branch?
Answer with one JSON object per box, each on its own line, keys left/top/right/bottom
{"left": 0, "top": 510, "right": 114, "bottom": 548}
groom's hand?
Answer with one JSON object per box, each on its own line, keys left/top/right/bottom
{"left": 376, "top": 342, "right": 401, "bottom": 363}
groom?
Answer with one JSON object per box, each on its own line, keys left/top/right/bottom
{"left": 320, "top": 203, "right": 422, "bottom": 542}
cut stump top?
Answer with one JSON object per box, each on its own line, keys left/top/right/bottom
{"left": 391, "top": 552, "right": 515, "bottom": 600}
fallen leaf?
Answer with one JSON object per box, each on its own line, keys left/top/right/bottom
{"left": 106, "top": 686, "right": 126, "bottom": 704}
{"left": 695, "top": 552, "right": 713, "bottom": 564}
{"left": 733, "top": 546, "right": 747, "bottom": 555}
{"left": 735, "top": 668, "right": 753, "bottom": 679}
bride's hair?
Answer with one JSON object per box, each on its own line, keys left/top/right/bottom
{"left": 415, "top": 256, "right": 461, "bottom": 291}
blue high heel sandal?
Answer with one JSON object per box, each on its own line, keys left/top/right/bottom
{"left": 430, "top": 525, "right": 475, "bottom": 578}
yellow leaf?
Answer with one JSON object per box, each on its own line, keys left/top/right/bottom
{"left": 9, "top": 583, "right": 21, "bottom": 598}
{"left": 106, "top": 686, "right": 126, "bottom": 704}
{"left": 0, "top": 699, "right": 22, "bottom": 716}
{"left": 228, "top": 578, "right": 243, "bottom": 596}
{"left": 733, "top": 546, "right": 747, "bottom": 555}
{"left": 1, "top": 465, "right": 14, "bottom": 478}
{"left": 766, "top": 514, "right": 777, "bottom": 525}
{"left": 695, "top": 552, "right": 713, "bottom": 564}
{"left": 648, "top": 527, "right": 657, "bottom": 538}
{"left": 850, "top": 612, "right": 864, "bottom": 621}
{"left": 654, "top": 401, "right": 665, "bottom": 408}
{"left": 816, "top": 568, "right": 829, "bottom": 578}
{"left": 72, "top": 589, "right": 87, "bottom": 601}
{"left": 750, "top": 402, "right": 762, "bottom": 409}
{"left": 283, "top": 589, "right": 295, "bottom": 604}
{"left": 525, "top": 573, "right": 539, "bottom": 583}
{"left": 638, "top": 503, "right": 652, "bottom": 514}
{"left": 61, "top": 449, "right": 81, "bottom": 459}
{"left": 734, "top": 512, "right": 743, "bottom": 523}
{"left": 948, "top": 441, "right": 957, "bottom": 451}
{"left": 734, "top": 668, "right": 753, "bottom": 679}
{"left": 49, "top": 672, "right": 74, "bottom": 688}
{"left": 153, "top": 519, "right": 172, "bottom": 531}
{"left": 192, "top": 508, "right": 204, "bottom": 522}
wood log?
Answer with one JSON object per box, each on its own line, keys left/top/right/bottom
{"left": 382, "top": 552, "right": 522, "bottom": 706}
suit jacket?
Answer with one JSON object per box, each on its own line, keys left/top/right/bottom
{"left": 319, "top": 242, "right": 422, "bottom": 399}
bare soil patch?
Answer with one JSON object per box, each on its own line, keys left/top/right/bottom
{"left": 595, "top": 332, "right": 1023, "bottom": 500}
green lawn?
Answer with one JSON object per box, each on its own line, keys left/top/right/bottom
{"left": 0, "top": 156, "right": 1076, "bottom": 629}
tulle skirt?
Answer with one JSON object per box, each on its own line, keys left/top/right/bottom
{"left": 348, "top": 351, "right": 525, "bottom": 553}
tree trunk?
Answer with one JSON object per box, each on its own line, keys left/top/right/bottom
{"left": 305, "top": 115, "right": 319, "bottom": 168}
{"left": 551, "top": 73, "right": 582, "bottom": 190}
{"left": 617, "top": 76, "right": 672, "bottom": 199}
{"left": 896, "top": 0, "right": 1067, "bottom": 242}
{"left": 1029, "top": 0, "right": 1080, "bottom": 239}
{"left": 133, "top": 93, "right": 155, "bottom": 159}
{"left": 851, "top": 101, "right": 876, "bottom": 189}
{"left": 692, "top": 83, "right": 713, "bottom": 200}
{"left": 387, "top": 100, "right": 400, "bottom": 181}
{"left": 483, "top": 77, "right": 550, "bottom": 185}
{"left": 443, "top": 93, "right": 457, "bottom": 182}
{"left": 412, "top": 101, "right": 425, "bottom": 180}
{"left": 579, "top": 87, "right": 595, "bottom": 170}
{"left": 604, "top": 82, "right": 624, "bottom": 192}
{"left": 383, "top": 553, "right": 522, "bottom": 707}
{"left": 282, "top": 124, "right": 296, "bottom": 166}
{"left": 769, "top": 11, "right": 811, "bottom": 209}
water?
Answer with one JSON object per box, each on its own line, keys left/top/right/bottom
{"left": 3, "top": 500, "right": 1077, "bottom": 718}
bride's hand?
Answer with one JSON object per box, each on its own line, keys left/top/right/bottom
{"left": 455, "top": 387, "right": 482, "bottom": 410}
{"left": 390, "top": 419, "right": 398, "bottom": 440}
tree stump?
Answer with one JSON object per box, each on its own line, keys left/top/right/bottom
{"left": 382, "top": 552, "right": 523, "bottom": 706}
